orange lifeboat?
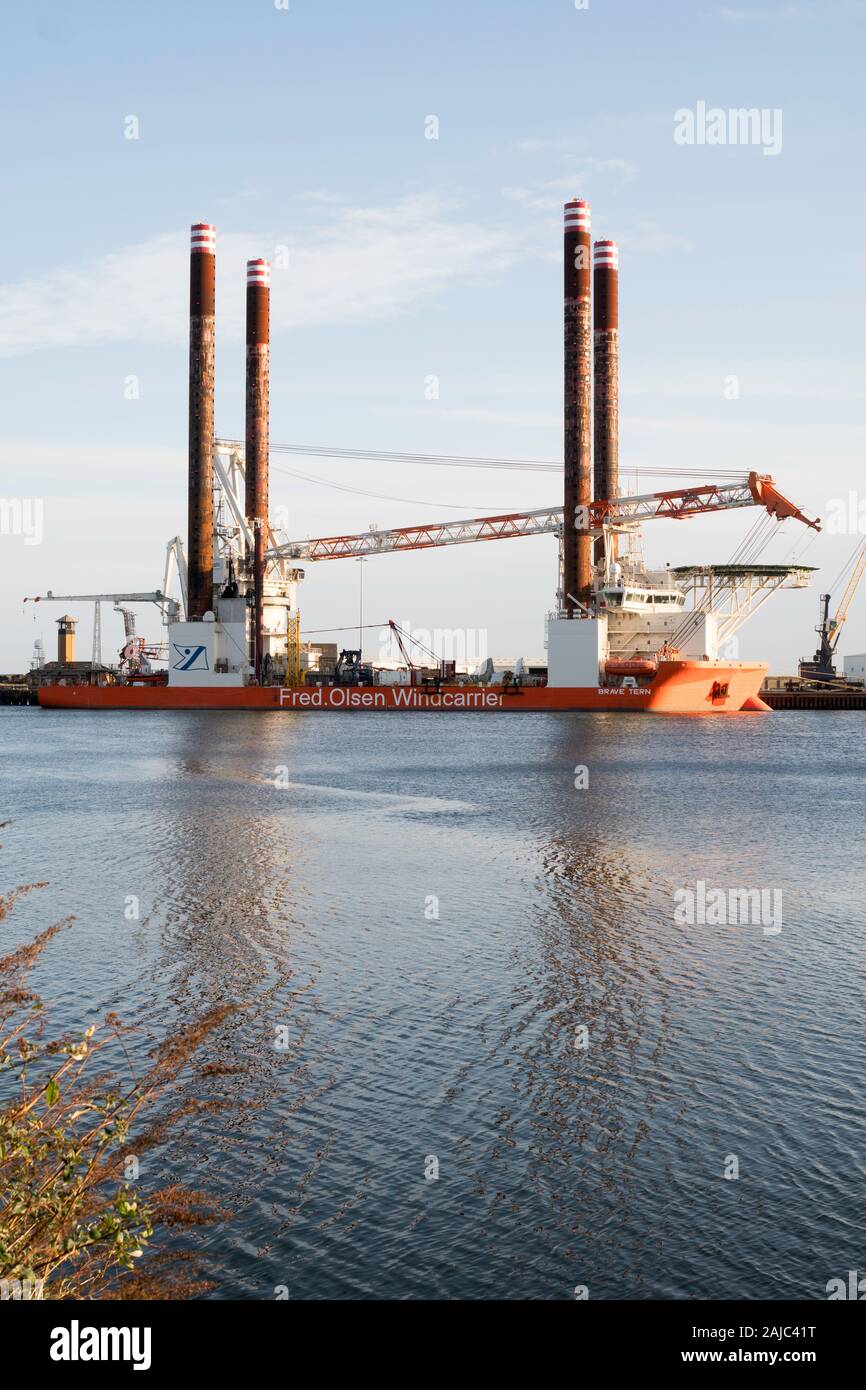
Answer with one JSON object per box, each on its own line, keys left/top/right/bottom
{"left": 604, "top": 658, "right": 657, "bottom": 677}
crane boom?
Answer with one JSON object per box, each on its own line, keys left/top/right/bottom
{"left": 23, "top": 591, "right": 181, "bottom": 620}
{"left": 388, "top": 620, "right": 415, "bottom": 670}
{"left": 831, "top": 541, "right": 866, "bottom": 645}
{"left": 267, "top": 472, "right": 819, "bottom": 563}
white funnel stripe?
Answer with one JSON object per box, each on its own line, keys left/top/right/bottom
{"left": 247, "top": 260, "right": 270, "bottom": 286}
{"left": 564, "top": 213, "right": 590, "bottom": 231}
{"left": 191, "top": 224, "right": 216, "bottom": 254}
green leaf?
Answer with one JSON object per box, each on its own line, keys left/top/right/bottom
{"left": 45, "top": 1078, "right": 59, "bottom": 1106}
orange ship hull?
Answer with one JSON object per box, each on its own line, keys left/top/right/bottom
{"left": 38, "top": 660, "right": 770, "bottom": 714}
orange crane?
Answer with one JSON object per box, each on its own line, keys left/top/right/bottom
{"left": 268, "top": 472, "right": 819, "bottom": 564}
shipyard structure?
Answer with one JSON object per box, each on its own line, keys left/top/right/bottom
{"left": 36, "top": 202, "right": 823, "bottom": 713}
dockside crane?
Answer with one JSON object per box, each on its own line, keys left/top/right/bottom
{"left": 23, "top": 591, "right": 181, "bottom": 621}
{"left": 22, "top": 591, "right": 178, "bottom": 672}
{"left": 799, "top": 540, "right": 866, "bottom": 683}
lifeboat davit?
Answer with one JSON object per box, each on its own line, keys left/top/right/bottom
{"left": 604, "top": 658, "right": 657, "bottom": 677}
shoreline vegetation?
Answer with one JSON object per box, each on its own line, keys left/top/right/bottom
{"left": 0, "top": 823, "right": 234, "bottom": 1300}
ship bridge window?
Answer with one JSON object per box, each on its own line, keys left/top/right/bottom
{"left": 605, "top": 591, "right": 623, "bottom": 607}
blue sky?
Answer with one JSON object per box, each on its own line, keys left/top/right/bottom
{"left": 2, "top": 0, "right": 865, "bottom": 671}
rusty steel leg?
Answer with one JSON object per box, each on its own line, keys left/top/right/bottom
{"left": 593, "top": 240, "right": 619, "bottom": 567}
{"left": 245, "top": 259, "right": 270, "bottom": 682}
{"left": 563, "top": 200, "right": 592, "bottom": 613}
{"left": 187, "top": 224, "right": 216, "bottom": 621}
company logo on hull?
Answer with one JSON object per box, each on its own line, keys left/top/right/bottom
{"left": 172, "top": 643, "right": 209, "bottom": 672}
{"left": 278, "top": 687, "right": 503, "bottom": 709}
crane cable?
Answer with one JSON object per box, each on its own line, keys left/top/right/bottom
{"left": 669, "top": 513, "right": 785, "bottom": 649}
{"left": 828, "top": 535, "right": 865, "bottom": 597}
{"left": 269, "top": 462, "right": 522, "bottom": 513}
{"left": 216, "top": 438, "right": 748, "bottom": 480}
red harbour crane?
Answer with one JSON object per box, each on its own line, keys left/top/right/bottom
{"left": 267, "top": 472, "right": 820, "bottom": 564}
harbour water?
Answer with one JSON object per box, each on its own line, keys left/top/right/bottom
{"left": 2, "top": 708, "right": 864, "bottom": 1300}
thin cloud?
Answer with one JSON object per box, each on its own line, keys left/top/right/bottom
{"left": 720, "top": 3, "right": 820, "bottom": 18}
{"left": 628, "top": 413, "right": 866, "bottom": 438}
{"left": 618, "top": 221, "right": 694, "bottom": 254}
{"left": 503, "top": 159, "right": 637, "bottom": 210}
{"left": 514, "top": 138, "right": 567, "bottom": 153}
{"left": 395, "top": 405, "right": 560, "bottom": 429}
{"left": 0, "top": 196, "right": 524, "bottom": 357}
{"left": 629, "top": 370, "right": 866, "bottom": 403}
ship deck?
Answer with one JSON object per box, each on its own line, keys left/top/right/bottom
{"left": 38, "top": 660, "right": 769, "bottom": 714}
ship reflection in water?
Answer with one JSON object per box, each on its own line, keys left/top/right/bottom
{"left": 3, "top": 708, "right": 865, "bottom": 1299}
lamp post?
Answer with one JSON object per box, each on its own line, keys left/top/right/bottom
{"left": 357, "top": 557, "right": 366, "bottom": 656}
